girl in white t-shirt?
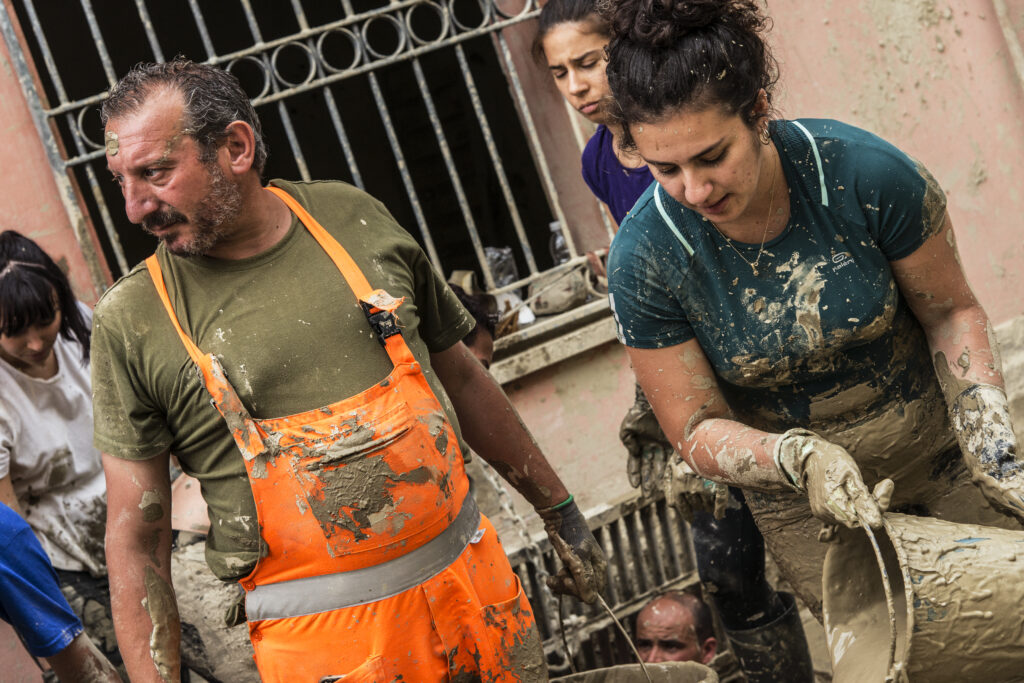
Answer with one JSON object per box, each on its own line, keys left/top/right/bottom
{"left": 0, "top": 230, "right": 121, "bottom": 672}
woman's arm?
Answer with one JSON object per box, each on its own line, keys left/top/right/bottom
{"left": 891, "top": 211, "right": 1023, "bottom": 518}
{"left": 628, "top": 339, "right": 883, "bottom": 527}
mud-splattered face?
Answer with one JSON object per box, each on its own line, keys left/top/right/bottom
{"left": 0, "top": 305, "right": 61, "bottom": 372}
{"left": 634, "top": 104, "right": 768, "bottom": 228}
{"left": 106, "top": 88, "right": 242, "bottom": 257}
{"left": 636, "top": 597, "right": 713, "bottom": 664}
{"left": 543, "top": 21, "right": 613, "bottom": 125}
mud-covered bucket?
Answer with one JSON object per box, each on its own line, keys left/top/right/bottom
{"left": 823, "top": 512, "right": 1024, "bottom": 682}
{"left": 551, "top": 661, "right": 718, "bottom": 682}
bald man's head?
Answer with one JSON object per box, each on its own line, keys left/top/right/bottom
{"left": 635, "top": 591, "right": 717, "bottom": 664}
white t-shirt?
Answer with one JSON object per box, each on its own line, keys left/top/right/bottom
{"left": 0, "top": 303, "right": 106, "bottom": 575}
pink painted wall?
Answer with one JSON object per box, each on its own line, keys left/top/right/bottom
{"left": 769, "top": 0, "right": 1024, "bottom": 324}
{"left": 0, "top": 28, "right": 105, "bottom": 305}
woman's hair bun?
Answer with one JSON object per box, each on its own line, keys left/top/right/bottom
{"left": 603, "top": 0, "right": 762, "bottom": 49}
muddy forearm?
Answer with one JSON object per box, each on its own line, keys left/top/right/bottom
{"left": 103, "top": 454, "right": 181, "bottom": 682}
{"left": 432, "top": 343, "right": 569, "bottom": 508}
{"left": 927, "top": 307, "right": 1005, "bottom": 405}
{"left": 680, "top": 417, "right": 790, "bottom": 492}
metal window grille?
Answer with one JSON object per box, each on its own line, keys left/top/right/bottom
{"left": 0, "top": 0, "right": 614, "bottom": 297}
{"left": 509, "top": 494, "right": 700, "bottom": 673}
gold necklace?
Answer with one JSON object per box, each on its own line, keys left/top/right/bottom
{"left": 710, "top": 159, "right": 777, "bottom": 277}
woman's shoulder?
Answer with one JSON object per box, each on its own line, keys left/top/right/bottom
{"left": 779, "top": 119, "right": 920, "bottom": 180}
{"left": 609, "top": 184, "right": 695, "bottom": 273}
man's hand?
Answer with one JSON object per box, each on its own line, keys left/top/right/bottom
{"left": 536, "top": 497, "right": 607, "bottom": 604}
{"left": 952, "top": 384, "right": 1024, "bottom": 522}
{"left": 662, "top": 458, "right": 729, "bottom": 521}
{"left": 774, "top": 429, "right": 884, "bottom": 529}
{"left": 620, "top": 383, "right": 674, "bottom": 496}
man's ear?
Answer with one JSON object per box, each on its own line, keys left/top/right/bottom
{"left": 701, "top": 636, "right": 717, "bottom": 665}
{"left": 222, "top": 120, "right": 256, "bottom": 175}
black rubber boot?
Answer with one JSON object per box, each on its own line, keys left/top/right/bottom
{"left": 722, "top": 592, "right": 814, "bottom": 683}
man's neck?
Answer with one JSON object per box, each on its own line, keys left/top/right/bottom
{"left": 204, "top": 183, "right": 293, "bottom": 260}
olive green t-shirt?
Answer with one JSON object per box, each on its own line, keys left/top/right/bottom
{"left": 91, "top": 179, "right": 475, "bottom": 580}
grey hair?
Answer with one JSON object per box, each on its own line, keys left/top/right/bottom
{"left": 100, "top": 57, "right": 268, "bottom": 174}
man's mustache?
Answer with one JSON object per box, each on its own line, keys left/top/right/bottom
{"left": 142, "top": 208, "right": 188, "bottom": 232}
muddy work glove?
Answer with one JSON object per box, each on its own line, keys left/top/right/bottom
{"left": 951, "top": 384, "right": 1024, "bottom": 522}
{"left": 537, "top": 496, "right": 607, "bottom": 604}
{"left": 620, "top": 383, "right": 674, "bottom": 497}
{"left": 662, "top": 458, "right": 730, "bottom": 521}
{"left": 774, "top": 429, "right": 885, "bottom": 529}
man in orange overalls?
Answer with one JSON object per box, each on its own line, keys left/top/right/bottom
{"left": 93, "top": 58, "right": 606, "bottom": 682}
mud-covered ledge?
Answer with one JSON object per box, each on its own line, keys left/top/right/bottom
{"left": 490, "top": 300, "right": 617, "bottom": 385}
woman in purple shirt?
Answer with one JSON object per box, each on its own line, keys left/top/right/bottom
{"left": 532, "top": 2, "right": 814, "bottom": 680}
{"left": 532, "top": 0, "right": 652, "bottom": 226}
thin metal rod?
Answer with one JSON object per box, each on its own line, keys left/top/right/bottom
{"left": 187, "top": 0, "right": 216, "bottom": 60}
{"left": 133, "top": 0, "right": 164, "bottom": 62}
{"left": 80, "top": 0, "right": 118, "bottom": 87}
{"left": 367, "top": 71, "right": 442, "bottom": 270}
{"left": 62, "top": 110, "right": 129, "bottom": 274}
{"left": 20, "top": 0, "right": 69, "bottom": 103}
{"left": 496, "top": 32, "right": 576, "bottom": 258}
{"left": 454, "top": 43, "right": 537, "bottom": 275}
{"left": 411, "top": 57, "right": 492, "bottom": 289}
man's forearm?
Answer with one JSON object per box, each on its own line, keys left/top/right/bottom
{"left": 103, "top": 454, "right": 181, "bottom": 682}
{"left": 107, "top": 517, "right": 181, "bottom": 682}
{"left": 434, "top": 343, "right": 569, "bottom": 508}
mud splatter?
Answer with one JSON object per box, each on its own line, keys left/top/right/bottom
{"left": 142, "top": 566, "right": 178, "bottom": 682}
{"left": 139, "top": 489, "right": 165, "bottom": 523}
{"left": 45, "top": 448, "right": 73, "bottom": 488}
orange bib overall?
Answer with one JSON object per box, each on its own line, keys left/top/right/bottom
{"left": 146, "top": 187, "right": 544, "bottom": 682}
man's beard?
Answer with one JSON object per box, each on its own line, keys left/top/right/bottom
{"left": 142, "top": 163, "right": 243, "bottom": 257}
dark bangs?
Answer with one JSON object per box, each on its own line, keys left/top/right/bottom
{"left": 0, "top": 230, "right": 90, "bottom": 359}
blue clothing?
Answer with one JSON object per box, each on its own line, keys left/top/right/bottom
{"left": 581, "top": 125, "right": 654, "bottom": 224}
{"left": 0, "top": 502, "right": 82, "bottom": 657}
{"left": 608, "top": 119, "right": 946, "bottom": 437}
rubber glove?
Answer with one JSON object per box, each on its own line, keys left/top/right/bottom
{"left": 537, "top": 497, "right": 607, "bottom": 604}
{"left": 662, "top": 457, "right": 730, "bottom": 521}
{"left": 951, "top": 384, "right": 1024, "bottom": 522}
{"left": 774, "top": 429, "right": 884, "bottom": 529}
{"left": 619, "top": 383, "right": 674, "bottom": 496}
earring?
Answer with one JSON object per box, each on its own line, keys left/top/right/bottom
{"left": 758, "top": 123, "right": 772, "bottom": 145}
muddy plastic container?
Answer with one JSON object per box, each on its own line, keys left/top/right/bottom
{"left": 823, "top": 512, "right": 1024, "bottom": 682}
{"left": 552, "top": 661, "right": 718, "bottom": 682}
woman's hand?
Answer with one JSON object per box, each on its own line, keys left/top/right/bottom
{"left": 774, "top": 429, "right": 885, "bottom": 529}
{"left": 951, "top": 384, "right": 1024, "bottom": 522}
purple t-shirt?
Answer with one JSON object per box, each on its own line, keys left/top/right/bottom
{"left": 581, "top": 125, "right": 654, "bottom": 225}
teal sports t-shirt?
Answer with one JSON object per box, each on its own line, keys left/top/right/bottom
{"left": 607, "top": 119, "right": 954, "bottom": 474}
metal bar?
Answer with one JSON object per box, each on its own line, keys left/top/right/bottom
{"left": 187, "top": 0, "right": 216, "bottom": 60}
{"left": 133, "top": 0, "right": 164, "bottom": 62}
{"left": 63, "top": 110, "right": 129, "bottom": 274}
{"left": 366, "top": 71, "right": 442, "bottom": 270}
{"left": 19, "top": 0, "right": 69, "bottom": 103}
{"left": 496, "top": 32, "right": 576, "bottom": 258}
{"left": 0, "top": 3, "right": 109, "bottom": 294}
{"left": 411, "top": 57, "right": 493, "bottom": 289}
{"left": 454, "top": 42, "right": 537, "bottom": 275}
{"left": 80, "top": 0, "right": 118, "bottom": 87}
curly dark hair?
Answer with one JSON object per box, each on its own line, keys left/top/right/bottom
{"left": 100, "top": 57, "right": 268, "bottom": 174}
{"left": 531, "top": 0, "right": 612, "bottom": 64}
{"left": 0, "top": 231, "right": 90, "bottom": 360}
{"left": 603, "top": 0, "right": 779, "bottom": 147}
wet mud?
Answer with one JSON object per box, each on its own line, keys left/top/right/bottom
{"left": 824, "top": 513, "right": 1024, "bottom": 683}
{"left": 142, "top": 566, "right": 179, "bottom": 682}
